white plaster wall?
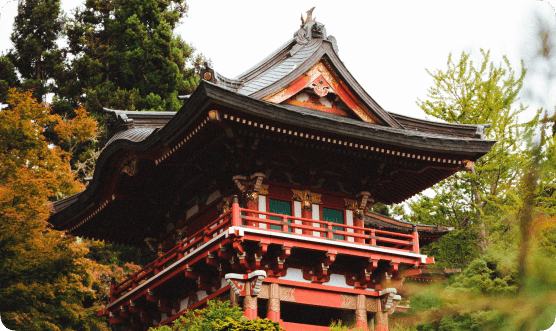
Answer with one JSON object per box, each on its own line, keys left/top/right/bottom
{"left": 293, "top": 201, "right": 302, "bottom": 234}
{"left": 312, "top": 204, "right": 320, "bottom": 237}
{"left": 186, "top": 205, "right": 199, "bottom": 219}
{"left": 323, "top": 274, "right": 351, "bottom": 288}
{"left": 206, "top": 190, "right": 221, "bottom": 205}
{"left": 258, "top": 195, "right": 267, "bottom": 229}
{"left": 197, "top": 290, "right": 208, "bottom": 301}
{"left": 346, "top": 210, "right": 354, "bottom": 242}
{"left": 180, "top": 298, "right": 189, "bottom": 311}
{"left": 279, "top": 268, "right": 312, "bottom": 283}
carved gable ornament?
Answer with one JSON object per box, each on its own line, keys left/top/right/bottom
{"left": 262, "top": 61, "right": 381, "bottom": 124}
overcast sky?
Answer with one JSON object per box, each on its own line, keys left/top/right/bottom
{"left": 0, "top": 0, "right": 555, "bottom": 122}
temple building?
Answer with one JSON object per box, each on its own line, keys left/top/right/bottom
{"left": 48, "top": 8, "right": 495, "bottom": 331}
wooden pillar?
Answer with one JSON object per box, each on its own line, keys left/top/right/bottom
{"left": 245, "top": 193, "right": 259, "bottom": 227}
{"left": 375, "top": 310, "right": 388, "bottom": 331}
{"left": 267, "top": 283, "right": 280, "bottom": 322}
{"left": 301, "top": 208, "right": 312, "bottom": 235}
{"left": 412, "top": 224, "right": 420, "bottom": 254}
{"left": 355, "top": 294, "right": 368, "bottom": 330}
{"left": 230, "top": 288, "right": 240, "bottom": 308}
{"left": 354, "top": 211, "right": 365, "bottom": 243}
{"left": 231, "top": 195, "right": 241, "bottom": 227}
{"left": 243, "top": 281, "right": 257, "bottom": 319}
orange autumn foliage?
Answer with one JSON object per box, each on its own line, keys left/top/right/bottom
{"left": 54, "top": 105, "right": 98, "bottom": 155}
{"left": 0, "top": 89, "right": 138, "bottom": 330}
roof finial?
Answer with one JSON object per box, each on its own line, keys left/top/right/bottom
{"left": 301, "top": 7, "right": 316, "bottom": 27}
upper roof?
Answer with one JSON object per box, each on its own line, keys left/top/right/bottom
{"left": 199, "top": 16, "right": 407, "bottom": 128}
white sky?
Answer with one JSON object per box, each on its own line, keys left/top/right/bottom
{"left": 0, "top": 0, "right": 555, "bottom": 122}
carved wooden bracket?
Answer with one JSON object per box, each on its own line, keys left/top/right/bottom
{"left": 254, "top": 240, "right": 270, "bottom": 269}
{"left": 233, "top": 173, "right": 266, "bottom": 203}
{"left": 292, "top": 189, "right": 322, "bottom": 210}
{"left": 379, "top": 288, "right": 402, "bottom": 314}
{"left": 120, "top": 158, "right": 139, "bottom": 176}
{"left": 225, "top": 270, "right": 267, "bottom": 296}
{"left": 461, "top": 159, "right": 475, "bottom": 172}
{"left": 218, "top": 195, "right": 233, "bottom": 215}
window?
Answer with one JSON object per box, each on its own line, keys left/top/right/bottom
{"left": 322, "top": 207, "right": 344, "bottom": 240}
{"left": 269, "top": 199, "right": 291, "bottom": 231}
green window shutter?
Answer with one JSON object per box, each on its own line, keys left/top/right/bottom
{"left": 269, "top": 199, "right": 292, "bottom": 231}
{"left": 322, "top": 207, "right": 344, "bottom": 240}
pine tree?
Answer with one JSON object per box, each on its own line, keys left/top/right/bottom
{"left": 6, "top": 0, "right": 65, "bottom": 102}
{"left": 0, "top": 56, "right": 20, "bottom": 101}
{"left": 63, "top": 0, "right": 205, "bottom": 114}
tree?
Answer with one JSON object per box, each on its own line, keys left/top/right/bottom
{"left": 151, "top": 300, "right": 283, "bottom": 331}
{"left": 62, "top": 0, "right": 205, "bottom": 114}
{"left": 6, "top": 0, "right": 65, "bottom": 102}
{"left": 402, "top": 50, "right": 528, "bottom": 266}
{"left": 0, "top": 56, "right": 19, "bottom": 101}
{"left": 0, "top": 88, "right": 141, "bottom": 330}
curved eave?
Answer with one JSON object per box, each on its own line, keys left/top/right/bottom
{"left": 389, "top": 112, "right": 489, "bottom": 139}
{"left": 48, "top": 81, "right": 495, "bottom": 229}
{"left": 364, "top": 212, "right": 451, "bottom": 236}
{"left": 200, "top": 81, "right": 496, "bottom": 156}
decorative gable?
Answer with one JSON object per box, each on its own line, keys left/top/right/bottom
{"left": 262, "top": 61, "right": 382, "bottom": 124}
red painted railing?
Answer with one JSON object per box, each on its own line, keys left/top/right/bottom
{"left": 109, "top": 198, "right": 419, "bottom": 302}
{"left": 238, "top": 209, "right": 417, "bottom": 253}
{"left": 110, "top": 210, "right": 232, "bottom": 301}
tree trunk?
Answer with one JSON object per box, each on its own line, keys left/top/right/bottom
{"left": 471, "top": 168, "right": 487, "bottom": 252}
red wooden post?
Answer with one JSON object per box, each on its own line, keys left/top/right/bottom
{"left": 375, "top": 310, "right": 388, "bottom": 331}
{"left": 246, "top": 198, "right": 258, "bottom": 227}
{"left": 281, "top": 216, "right": 288, "bottom": 232}
{"left": 412, "top": 225, "right": 420, "bottom": 253}
{"left": 354, "top": 212, "right": 364, "bottom": 243}
{"left": 301, "top": 208, "right": 312, "bottom": 235}
{"left": 267, "top": 283, "right": 280, "bottom": 321}
{"left": 243, "top": 281, "right": 258, "bottom": 319}
{"left": 109, "top": 283, "right": 116, "bottom": 302}
{"left": 370, "top": 229, "right": 377, "bottom": 246}
{"left": 203, "top": 229, "right": 210, "bottom": 243}
{"left": 355, "top": 294, "right": 368, "bottom": 330}
{"left": 231, "top": 195, "right": 240, "bottom": 227}
{"left": 326, "top": 222, "right": 333, "bottom": 239}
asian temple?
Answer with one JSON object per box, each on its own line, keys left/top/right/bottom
{"left": 48, "top": 8, "right": 495, "bottom": 331}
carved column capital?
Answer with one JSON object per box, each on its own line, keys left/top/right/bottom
{"left": 292, "top": 189, "right": 322, "bottom": 210}
{"left": 217, "top": 195, "right": 233, "bottom": 215}
{"left": 233, "top": 173, "right": 266, "bottom": 203}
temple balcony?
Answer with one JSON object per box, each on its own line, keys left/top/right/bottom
{"left": 99, "top": 197, "right": 433, "bottom": 330}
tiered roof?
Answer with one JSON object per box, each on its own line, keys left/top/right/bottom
{"left": 49, "top": 14, "right": 495, "bottom": 245}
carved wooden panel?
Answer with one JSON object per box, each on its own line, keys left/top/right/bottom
{"left": 366, "top": 297, "right": 379, "bottom": 312}
{"left": 279, "top": 287, "right": 296, "bottom": 302}
{"left": 258, "top": 284, "right": 269, "bottom": 299}
{"left": 340, "top": 294, "right": 356, "bottom": 309}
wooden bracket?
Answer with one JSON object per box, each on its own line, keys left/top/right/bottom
{"left": 184, "top": 266, "right": 199, "bottom": 279}
{"left": 232, "top": 240, "right": 246, "bottom": 255}
{"left": 146, "top": 289, "right": 160, "bottom": 303}
{"left": 387, "top": 261, "right": 400, "bottom": 275}
{"left": 197, "top": 275, "right": 215, "bottom": 294}
{"left": 218, "top": 244, "right": 233, "bottom": 260}
{"left": 206, "top": 250, "right": 219, "bottom": 267}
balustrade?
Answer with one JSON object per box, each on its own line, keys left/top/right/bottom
{"left": 108, "top": 198, "right": 420, "bottom": 302}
